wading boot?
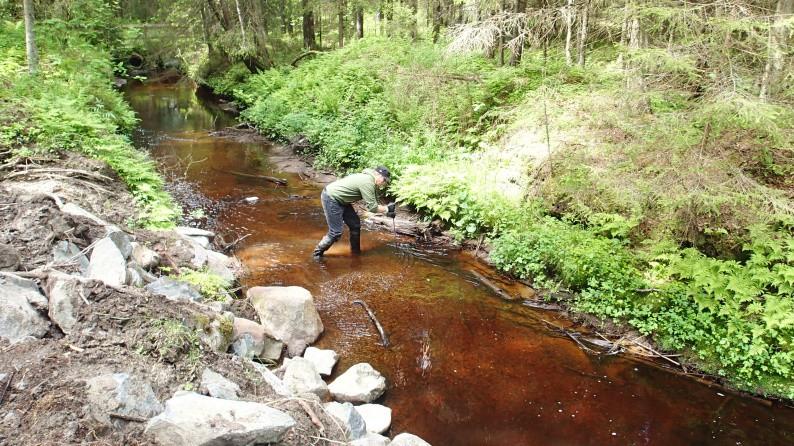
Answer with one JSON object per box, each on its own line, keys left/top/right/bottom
{"left": 350, "top": 229, "right": 361, "bottom": 255}
{"left": 312, "top": 235, "right": 335, "bottom": 259}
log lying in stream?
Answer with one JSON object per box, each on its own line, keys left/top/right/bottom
{"left": 353, "top": 300, "right": 390, "bottom": 347}
{"left": 212, "top": 167, "right": 288, "bottom": 186}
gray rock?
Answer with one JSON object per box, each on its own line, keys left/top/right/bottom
{"left": 46, "top": 272, "right": 88, "bottom": 334}
{"left": 303, "top": 347, "right": 338, "bottom": 376}
{"left": 85, "top": 373, "right": 163, "bottom": 426}
{"left": 351, "top": 433, "right": 392, "bottom": 446}
{"left": 0, "top": 272, "right": 50, "bottom": 342}
{"left": 197, "top": 312, "right": 235, "bottom": 353}
{"left": 190, "top": 236, "right": 211, "bottom": 249}
{"left": 51, "top": 240, "right": 89, "bottom": 274}
{"left": 60, "top": 203, "right": 109, "bottom": 226}
{"left": 1, "top": 411, "right": 21, "bottom": 429}
{"left": 249, "top": 361, "right": 292, "bottom": 397}
{"left": 87, "top": 236, "right": 127, "bottom": 287}
{"left": 144, "top": 391, "right": 295, "bottom": 446}
{"left": 200, "top": 368, "right": 240, "bottom": 400}
{"left": 323, "top": 401, "right": 367, "bottom": 441}
{"left": 107, "top": 230, "right": 133, "bottom": 260}
{"left": 243, "top": 197, "right": 259, "bottom": 204}
{"left": 131, "top": 242, "right": 160, "bottom": 270}
{"left": 206, "top": 250, "right": 238, "bottom": 283}
{"left": 391, "top": 433, "right": 432, "bottom": 446}
{"left": 248, "top": 286, "right": 323, "bottom": 357}
{"left": 0, "top": 243, "right": 21, "bottom": 271}
{"left": 132, "top": 264, "right": 157, "bottom": 284}
{"left": 231, "top": 317, "right": 283, "bottom": 361}
{"left": 126, "top": 267, "right": 144, "bottom": 288}
{"left": 186, "top": 238, "right": 209, "bottom": 269}
{"left": 145, "top": 277, "right": 202, "bottom": 302}
{"left": 328, "top": 363, "right": 386, "bottom": 404}
{"left": 355, "top": 404, "right": 392, "bottom": 434}
{"left": 175, "top": 227, "right": 216, "bottom": 239}
{"left": 283, "top": 357, "right": 328, "bottom": 399}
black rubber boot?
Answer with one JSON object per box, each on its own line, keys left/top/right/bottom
{"left": 350, "top": 229, "right": 361, "bottom": 254}
{"left": 312, "top": 235, "right": 336, "bottom": 258}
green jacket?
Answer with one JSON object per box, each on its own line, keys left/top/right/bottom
{"left": 325, "top": 169, "right": 381, "bottom": 212}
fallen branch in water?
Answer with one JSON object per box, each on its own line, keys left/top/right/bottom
{"left": 353, "top": 300, "right": 390, "bottom": 347}
{"left": 221, "top": 233, "right": 251, "bottom": 252}
{"left": 469, "top": 269, "right": 512, "bottom": 300}
{"left": 212, "top": 167, "right": 287, "bottom": 186}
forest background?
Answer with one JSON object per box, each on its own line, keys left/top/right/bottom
{"left": 2, "top": 0, "right": 794, "bottom": 398}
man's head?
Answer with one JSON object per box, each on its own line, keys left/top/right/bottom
{"left": 373, "top": 166, "right": 390, "bottom": 187}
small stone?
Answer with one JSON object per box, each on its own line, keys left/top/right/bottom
{"left": 283, "top": 357, "right": 328, "bottom": 399}
{"left": 85, "top": 373, "right": 163, "bottom": 426}
{"left": 145, "top": 277, "right": 202, "bottom": 302}
{"left": 350, "top": 433, "right": 392, "bottom": 446}
{"left": 355, "top": 404, "right": 392, "bottom": 434}
{"left": 303, "top": 347, "right": 338, "bottom": 376}
{"left": 391, "top": 433, "right": 432, "bottom": 446}
{"left": 175, "top": 227, "right": 216, "bottom": 238}
{"left": 0, "top": 272, "right": 50, "bottom": 342}
{"left": 328, "top": 363, "right": 386, "bottom": 404}
{"left": 0, "top": 243, "right": 21, "bottom": 271}
{"left": 190, "top": 236, "right": 211, "bottom": 249}
{"left": 243, "top": 197, "right": 259, "bottom": 204}
{"left": 126, "top": 267, "right": 144, "bottom": 287}
{"left": 249, "top": 361, "right": 292, "bottom": 397}
{"left": 51, "top": 240, "right": 89, "bottom": 274}
{"left": 46, "top": 272, "right": 88, "bottom": 334}
{"left": 87, "top": 236, "right": 127, "bottom": 287}
{"left": 324, "top": 402, "right": 367, "bottom": 441}
{"left": 131, "top": 242, "right": 160, "bottom": 270}
{"left": 200, "top": 368, "right": 241, "bottom": 400}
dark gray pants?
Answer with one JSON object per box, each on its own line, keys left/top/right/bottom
{"left": 320, "top": 189, "right": 361, "bottom": 248}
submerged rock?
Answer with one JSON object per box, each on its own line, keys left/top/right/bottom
{"left": 355, "top": 404, "right": 392, "bottom": 434}
{"left": 199, "top": 368, "right": 240, "bottom": 400}
{"left": 248, "top": 286, "right": 323, "bottom": 356}
{"left": 323, "top": 401, "right": 367, "bottom": 441}
{"left": 328, "top": 363, "right": 386, "bottom": 404}
{"left": 0, "top": 272, "right": 50, "bottom": 342}
{"left": 303, "top": 346, "right": 338, "bottom": 376}
{"left": 85, "top": 373, "right": 163, "bottom": 427}
{"left": 391, "top": 433, "right": 432, "bottom": 446}
{"left": 144, "top": 391, "right": 295, "bottom": 446}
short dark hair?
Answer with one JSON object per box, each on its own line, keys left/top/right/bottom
{"left": 374, "top": 166, "right": 391, "bottom": 182}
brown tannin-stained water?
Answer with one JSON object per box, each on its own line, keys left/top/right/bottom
{"left": 128, "top": 81, "right": 794, "bottom": 446}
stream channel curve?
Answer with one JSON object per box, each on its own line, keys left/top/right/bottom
{"left": 127, "top": 80, "right": 794, "bottom": 446}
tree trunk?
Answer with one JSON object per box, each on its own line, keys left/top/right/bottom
{"left": 302, "top": 0, "right": 317, "bottom": 49}
{"left": 23, "top": 0, "right": 39, "bottom": 75}
{"left": 508, "top": 0, "right": 527, "bottom": 66}
{"left": 760, "top": 0, "right": 794, "bottom": 100}
{"left": 564, "top": 0, "right": 574, "bottom": 66}
{"left": 318, "top": 6, "right": 323, "bottom": 48}
{"left": 200, "top": 3, "right": 214, "bottom": 54}
{"left": 355, "top": 6, "right": 363, "bottom": 38}
{"left": 234, "top": 0, "right": 247, "bottom": 44}
{"left": 576, "top": 1, "right": 589, "bottom": 67}
{"left": 338, "top": 0, "right": 346, "bottom": 47}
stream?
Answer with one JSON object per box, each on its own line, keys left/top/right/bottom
{"left": 127, "top": 81, "right": 794, "bottom": 446}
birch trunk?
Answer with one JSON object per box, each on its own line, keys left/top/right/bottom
{"left": 577, "top": 2, "right": 589, "bottom": 67}
{"left": 760, "top": 0, "right": 794, "bottom": 100}
{"left": 564, "top": 0, "right": 575, "bottom": 66}
{"left": 23, "top": 0, "right": 38, "bottom": 75}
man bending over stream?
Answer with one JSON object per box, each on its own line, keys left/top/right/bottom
{"left": 313, "top": 166, "right": 395, "bottom": 258}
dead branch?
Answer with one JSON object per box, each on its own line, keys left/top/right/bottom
{"left": 109, "top": 412, "right": 148, "bottom": 423}
{"left": 297, "top": 399, "right": 324, "bottom": 433}
{"left": 3, "top": 168, "right": 114, "bottom": 183}
{"left": 352, "top": 300, "right": 390, "bottom": 347}
{"left": 291, "top": 50, "right": 321, "bottom": 67}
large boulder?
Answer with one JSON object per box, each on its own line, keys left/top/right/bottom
{"left": 46, "top": 272, "right": 88, "bottom": 334}
{"left": 303, "top": 347, "right": 338, "bottom": 376}
{"left": 282, "top": 357, "right": 328, "bottom": 399}
{"left": 0, "top": 272, "right": 50, "bottom": 342}
{"left": 87, "top": 236, "right": 127, "bottom": 287}
{"left": 351, "top": 433, "right": 392, "bottom": 446}
{"left": 145, "top": 277, "right": 202, "bottom": 302}
{"left": 391, "top": 433, "right": 432, "bottom": 446}
{"left": 355, "top": 404, "right": 392, "bottom": 434}
{"left": 247, "top": 286, "right": 323, "bottom": 356}
{"left": 231, "top": 317, "right": 283, "bottom": 361}
{"left": 107, "top": 230, "right": 133, "bottom": 260}
{"left": 323, "top": 402, "right": 367, "bottom": 441}
{"left": 144, "top": 391, "right": 295, "bottom": 446}
{"left": 199, "top": 368, "right": 240, "bottom": 400}
{"left": 328, "top": 363, "right": 386, "bottom": 404}
{"left": 85, "top": 373, "right": 163, "bottom": 427}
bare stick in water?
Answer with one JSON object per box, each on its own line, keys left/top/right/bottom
{"left": 353, "top": 300, "right": 390, "bottom": 347}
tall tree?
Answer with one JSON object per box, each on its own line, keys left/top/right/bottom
{"left": 303, "top": 0, "right": 317, "bottom": 48}
{"left": 564, "top": 0, "right": 574, "bottom": 65}
{"left": 355, "top": 5, "right": 363, "bottom": 38}
{"left": 760, "top": 0, "right": 794, "bottom": 100}
{"left": 576, "top": 0, "right": 589, "bottom": 66}
{"left": 338, "top": 0, "right": 346, "bottom": 47}
{"left": 23, "top": 0, "right": 38, "bottom": 75}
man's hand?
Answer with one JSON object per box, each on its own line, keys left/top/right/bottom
{"left": 386, "top": 202, "right": 396, "bottom": 219}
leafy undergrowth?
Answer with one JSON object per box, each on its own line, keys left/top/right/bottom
{"left": 0, "top": 19, "right": 179, "bottom": 228}
{"left": 207, "top": 38, "right": 794, "bottom": 398}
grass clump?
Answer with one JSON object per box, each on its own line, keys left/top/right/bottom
{"left": 173, "top": 268, "right": 233, "bottom": 302}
